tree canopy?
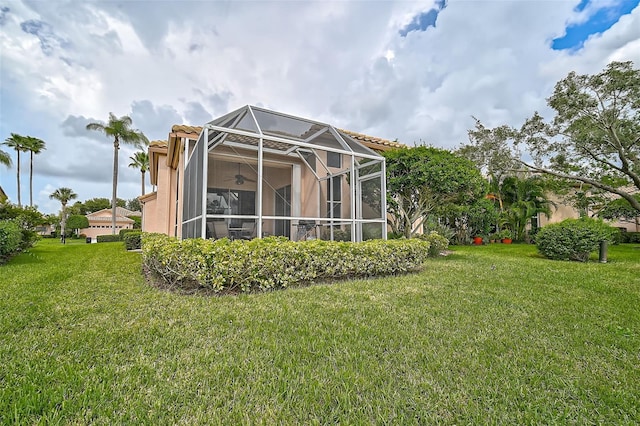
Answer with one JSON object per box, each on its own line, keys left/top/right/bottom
{"left": 384, "top": 146, "right": 486, "bottom": 238}
{"left": 463, "top": 61, "right": 640, "bottom": 214}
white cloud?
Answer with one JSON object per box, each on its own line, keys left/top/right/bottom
{"left": 0, "top": 0, "right": 638, "bottom": 213}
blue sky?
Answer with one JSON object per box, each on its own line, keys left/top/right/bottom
{"left": 0, "top": 0, "right": 639, "bottom": 214}
{"left": 553, "top": 0, "right": 640, "bottom": 50}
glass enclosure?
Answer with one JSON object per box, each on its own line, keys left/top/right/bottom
{"left": 182, "top": 105, "right": 386, "bottom": 242}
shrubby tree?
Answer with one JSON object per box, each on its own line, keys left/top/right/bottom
{"left": 0, "top": 203, "right": 47, "bottom": 257}
{"left": 384, "top": 146, "right": 487, "bottom": 238}
{"left": 126, "top": 197, "right": 141, "bottom": 212}
{"left": 66, "top": 215, "right": 89, "bottom": 236}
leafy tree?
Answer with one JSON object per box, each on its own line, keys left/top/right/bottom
{"left": 49, "top": 187, "right": 77, "bottom": 240}
{"left": 21, "top": 136, "right": 46, "bottom": 207}
{"left": 80, "top": 197, "right": 126, "bottom": 214}
{"left": 2, "top": 133, "right": 28, "bottom": 207}
{"left": 597, "top": 195, "right": 640, "bottom": 231}
{"left": 0, "top": 203, "right": 46, "bottom": 251}
{"left": 86, "top": 113, "right": 148, "bottom": 234}
{"left": 463, "top": 61, "right": 640, "bottom": 214}
{"left": 126, "top": 197, "right": 141, "bottom": 212}
{"left": 129, "top": 150, "right": 149, "bottom": 196}
{"left": 66, "top": 214, "right": 89, "bottom": 236}
{"left": 384, "top": 146, "right": 487, "bottom": 238}
{"left": 0, "top": 149, "right": 11, "bottom": 168}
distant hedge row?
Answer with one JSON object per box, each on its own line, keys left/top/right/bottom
{"left": 618, "top": 231, "right": 640, "bottom": 244}
{"left": 142, "top": 234, "right": 436, "bottom": 293}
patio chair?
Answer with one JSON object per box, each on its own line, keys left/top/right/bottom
{"left": 210, "top": 221, "right": 229, "bottom": 239}
{"left": 238, "top": 221, "right": 256, "bottom": 240}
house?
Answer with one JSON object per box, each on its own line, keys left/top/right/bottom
{"left": 141, "top": 105, "right": 403, "bottom": 242}
{"left": 80, "top": 207, "right": 141, "bottom": 239}
{"left": 537, "top": 187, "right": 640, "bottom": 232}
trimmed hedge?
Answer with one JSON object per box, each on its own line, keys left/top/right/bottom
{"left": 124, "top": 231, "right": 142, "bottom": 250}
{"left": 119, "top": 229, "right": 136, "bottom": 239}
{"left": 97, "top": 234, "right": 122, "bottom": 243}
{"left": 619, "top": 231, "right": 640, "bottom": 244}
{"left": 0, "top": 220, "right": 23, "bottom": 262}
{"left": 536, "top": 218, "right": 616, "bottom": 262}
{"left": 142, "top": 234, "right": 431, "bottom": 293}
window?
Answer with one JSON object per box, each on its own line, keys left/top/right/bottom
{"left": 327, "top": 151, "right": 341, "bottom": 168}
{"left": 207, "top": 188, "right": 256, "bottom": 216}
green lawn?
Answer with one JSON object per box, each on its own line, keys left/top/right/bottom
{"left": 1, "top": 239, "right": 639, "bottom": 424}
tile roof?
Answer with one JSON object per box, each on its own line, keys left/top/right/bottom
{"left": 169, "top": 125, "right": 405, "bottom": 151}
{"left": 87, "top": 207, "right": 142, "bottom": 218}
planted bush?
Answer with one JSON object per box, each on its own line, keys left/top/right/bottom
{"left": 536, "top": 218, "right": 616, "bottom": 262}
{"left": 142, "top": 234, "right": 431, "bottom": 293}
{"left": 416, "top": 231, "right": 449, "bottom": 256}
{"left": 0, "top": 220, "right": 23, "bottom": 262}
{"left": 123, "top": 231, "right": 142, "bottom": 250}
{"left": 119, "top": 229, "right": 136, "bottom": 239}
{"left": 97, "top": 234, "right": 122, "bottom": 243}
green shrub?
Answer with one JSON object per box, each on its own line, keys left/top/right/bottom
{"left": 619, "top": 231, "right": 640, "bottom": 244}
{"left": 97, "top": 234, "right": 122, "bottom": 243}
{"left": 142, "top": 234, "right": 431, "bottom": 293}
{"left": 0, "top": 220, "right": 23, "bottom": 262}
{"left": 536, "top": 218, "right": 616, "bottom": 262}
{"left": 124, "top": 232, "right": 142, "bottom": 250}
{"left": 416, "top": 231, "right": 449, "bottom": 256}
{"left": 119, "top": 229, "right": 136, "bottom": 238}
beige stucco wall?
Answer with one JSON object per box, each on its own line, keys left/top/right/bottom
{"left": 539, "top": 193, "right": 639, "bottom": 232}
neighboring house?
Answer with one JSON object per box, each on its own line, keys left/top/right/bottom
{"left": 537, "top": 187, "right": 640, "bottom": 232}
{"left": 141, "top": 105, "right": 404, "bottom": 242}
{"left": 35, "top": 224, "right": 55, "bottom": 236}
{"left": 80, "top": 207, "right": 141, "bottom": 239}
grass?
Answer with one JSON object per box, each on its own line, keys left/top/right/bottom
{"left": 1, "top": 239, "right": 639, "bottom": 424}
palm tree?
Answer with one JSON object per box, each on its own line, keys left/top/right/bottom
{"left": 128, "top": 150, "right": 149, "bottom": 196}
{"left": 49, "top": 187, "right": 77, "bottom": 240}
{"left": 500, "top": 176, "right": 555, "bottom": 241}
{"left": 0, "top": 149, "right": 11, "bottom": 168}
{"left": 3, "top": 133, "right": 28, "bottom": 207}
{"left": 0, "top": 148, "right": 11, "bottom": 202}
{"left": 86, "top": 113, "right": 148, "bottom": 234}
{"left": 21, "top": 136, "right": 46, "bottom": 207}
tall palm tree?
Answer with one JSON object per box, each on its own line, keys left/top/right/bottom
{"left": 128, "top": 150, "right": 149, "bottom": 196}
{"left": 3, "top": 133, "right": 28, "bottom": 207}
{"left": 86, "top": 113, "right": 148, "bottom": 234}
{"left": 21, "top": 136, "right": 46, "bottom": 207}
{"left": 49, "top": 187, "right": 77, "bottom": 240}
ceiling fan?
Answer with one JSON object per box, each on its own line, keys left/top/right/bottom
{"left": 227, "top": 163, "right": 256, "bottom": 185}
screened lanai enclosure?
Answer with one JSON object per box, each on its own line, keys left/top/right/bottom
{"left": 181, "top": 105, "right": 387, "bottom": 242}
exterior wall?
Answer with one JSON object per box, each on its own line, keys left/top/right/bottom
{"left": 538, "top": 193, "right": 639, "bottom": 232}
{"left": 142, "top": 149, "right": 180, "bottom": 237}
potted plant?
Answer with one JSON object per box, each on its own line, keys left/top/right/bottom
{"left": 500, "top": 229, "right": 513, "bottom": 244}
{"left": 489, "top": 232, "right": 500, "bottom": 243}
{"left": 472, "top": 235, "right": 484, "bottom": 245}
